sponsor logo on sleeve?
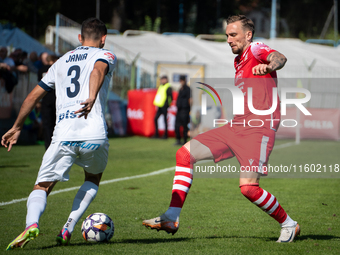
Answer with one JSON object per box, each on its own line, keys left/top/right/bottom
{"left": 104, "top": 52, "right": 115, "bottom": 64}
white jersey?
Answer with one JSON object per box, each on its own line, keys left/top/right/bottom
{"left": 39, "top": 46, "right": 116, "bottom": 141}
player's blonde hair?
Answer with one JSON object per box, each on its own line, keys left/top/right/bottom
{"left": 226, "top": 15, "right": 255, "bottom": 40}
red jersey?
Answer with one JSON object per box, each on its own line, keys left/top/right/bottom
{"left": 233, "top": 42, "right": 281, "bottom": 131}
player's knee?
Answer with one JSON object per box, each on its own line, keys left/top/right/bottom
{"left": 176, "top": 146, "right": 189, "bottom": 163}
{"left": 240, "top": 183, "right": 260, "bottom": 200}
{"left": 33, "top": 181, "right": 56, "bottom": 196}
{"left": 84, "top": 172, "right": 102, "bottom": 186}
{"left": 176, "top": 146, "right": 196, "bottom": 166}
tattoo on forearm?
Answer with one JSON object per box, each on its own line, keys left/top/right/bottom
{"left": 267, "top": 52, "right": 287, "bottom": 71}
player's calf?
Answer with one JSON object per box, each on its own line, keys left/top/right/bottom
{"left": 240, "top": 183, "right": 299, "bottom": 242}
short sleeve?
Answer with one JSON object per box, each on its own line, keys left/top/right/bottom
{"left": 250, "top": 42, "right": 276, "bottom": 63}
{"left": 39, "top": 63, "right": 56, "bottom": 91}
{"left": 95, "top": 50, "right": 116, "bottom": 74}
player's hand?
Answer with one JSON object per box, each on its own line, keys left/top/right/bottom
{"left": 74, "top": 98, "right": 96, "bottom": 119}
{"left": 252, "top": 64, "right": 273, "bottom": 76}
{"left": 1, "top": 127, "right": 21, "bottom": 152}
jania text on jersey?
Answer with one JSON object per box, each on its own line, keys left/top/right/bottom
{"left": 66, "top": 53, "right": 88, "bottom": 63}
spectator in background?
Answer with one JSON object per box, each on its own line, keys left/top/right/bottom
{"left": 23, "top": 51, "right": 39, "bottom": 73}
{"left": 0, "top": 47, "right": 15, "bottom": 68}
{"left": 9, "top": 49, "right": 28, "bottom": 73}
{"left": 39, "top": 54, "right": 59, "bottom": 149}
{"left": 0, "top": 47, "right": 18, "bottom": 93}
{"left": 174, "top": 75, "right": 191, "bottom": 145}
{"left": 12, "top": 48, "right": 23, "bottom": 65}
{"left": 38, "top": 53, "right": 51, "bottom": 80}
{"left": 21, "top": 51, "right": 28, "bottom": 64}
{"left": 29, "top": 51, "right": 41, "bottom": 72}
{"left": 0, "top": 47, "right": 7, "bottom": 62}
{"left": 35, "top": 52, "right": 49, "bottom": 71}
{"left": 152, "top": 75, "right": 172, "bottom": 139}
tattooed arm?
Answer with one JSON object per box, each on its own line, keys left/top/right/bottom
{"left": 267, "top": 51, "right": 287, "bottom": 71}
{"left": 252, "top": 51, "right": 287, "bottom": 75}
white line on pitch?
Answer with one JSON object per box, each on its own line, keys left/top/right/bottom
{"left": 0, "top": 166, "right": 176, "bottom": 206}
{"left": 0, "top": 141, "right": 297, "bottom": 206}
{"left": 275, "top": 141, "right": 298, "bottom": 149}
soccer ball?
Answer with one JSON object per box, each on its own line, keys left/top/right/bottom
{"left": 81, "top": 213, "right": 114, "bottom": 242}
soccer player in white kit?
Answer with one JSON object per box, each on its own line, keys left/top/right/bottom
{"left": 2, "top": 18, "right": 116, "bottom": 250}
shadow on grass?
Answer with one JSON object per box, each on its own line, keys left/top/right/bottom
{"left": 38, "top": 237, "right": 191, "bottom": 250}
{"left": 203, "top": 234, "right": 339, "bottom": 242}
{"left": 252, "top": 234, "right": 339, "bottom": 242}
{"left": 206, "top": 235, "right": 273, "bottom": 241}
{"left": 295, "top": 234, "right": 339, "bottom": 241}
{"left": 113, "top": 237, "right": 191, "bottom": 244}
{"left": 30, "top": 234, "right": 340, "bottom": 250}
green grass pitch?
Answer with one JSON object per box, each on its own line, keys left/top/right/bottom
{"left": 0, "top": 137, "right": 339, "bottom": 254}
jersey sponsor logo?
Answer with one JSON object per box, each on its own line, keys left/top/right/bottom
{"left": 58, "top": 100, "right": 84, "bottom": 110}
{"left": 77, "top": 46, "right": 89, "bottom": 50}
{"left": 235, "top": 51, "right": 248, "bottom": 71}
{"left": 236, "top": 60, "right": 243, "bottom": 70}
{"left": 66, "top": 53, "right": 88, "bottom": 63}
{"left": 61, "top": 141, "right": 101, "bottom": 150}
{"left": 57, "top": 110, "right": 77, "bottom": 123}
{"left": 71, "top": 46, "right": 89, "bottom": 53}
{"left": 235, "top": 70, "right": 244, "bottom": 83}
{"left": 104, "top": 52, "right": 115, "bottom": 61}
{"left": 260, "top": 46, "right": 271, "bottom": 52}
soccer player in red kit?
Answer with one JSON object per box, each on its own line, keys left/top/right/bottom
{"left": 143, "top": 15, "right": 300, "bottom": 243}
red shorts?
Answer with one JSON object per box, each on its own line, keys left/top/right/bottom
{"left": 193, "top": 125, "right": 275, "bottom": 175}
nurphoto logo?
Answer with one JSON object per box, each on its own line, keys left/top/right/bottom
{"left": 196, "top": 82, "right": 312, "bottom": 128}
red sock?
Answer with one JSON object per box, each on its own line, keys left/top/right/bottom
{"left": 240, "top": 183, "right": 287, "bottom": 223}
{"left": 169, "top": 146, "right": 196, "bottom": 208}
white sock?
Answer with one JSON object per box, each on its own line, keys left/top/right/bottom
{"left": 280, "top": 214, "right": 296, "bottom": 228}
{"left": 26, "top": 190, "right": 47, "bottom": 228}
{"left": 63, "top": 181, "right": 98, "bottom": 233}
{"left": 164, "top": 207, "right": 182, "bottom": 222}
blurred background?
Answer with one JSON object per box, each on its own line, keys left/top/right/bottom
{"left": 1, "top": 0, "right": 339, "bottom": 41}
{"left": 1, "top": 0, "right": 340, "bottom": 142}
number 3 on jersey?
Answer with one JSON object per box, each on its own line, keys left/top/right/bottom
{"left": 67, "top": 65, "right": 80, "bottom": 98}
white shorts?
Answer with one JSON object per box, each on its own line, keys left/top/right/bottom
{"left": 35, "top": 139, "right": 109, "bottom": 184}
